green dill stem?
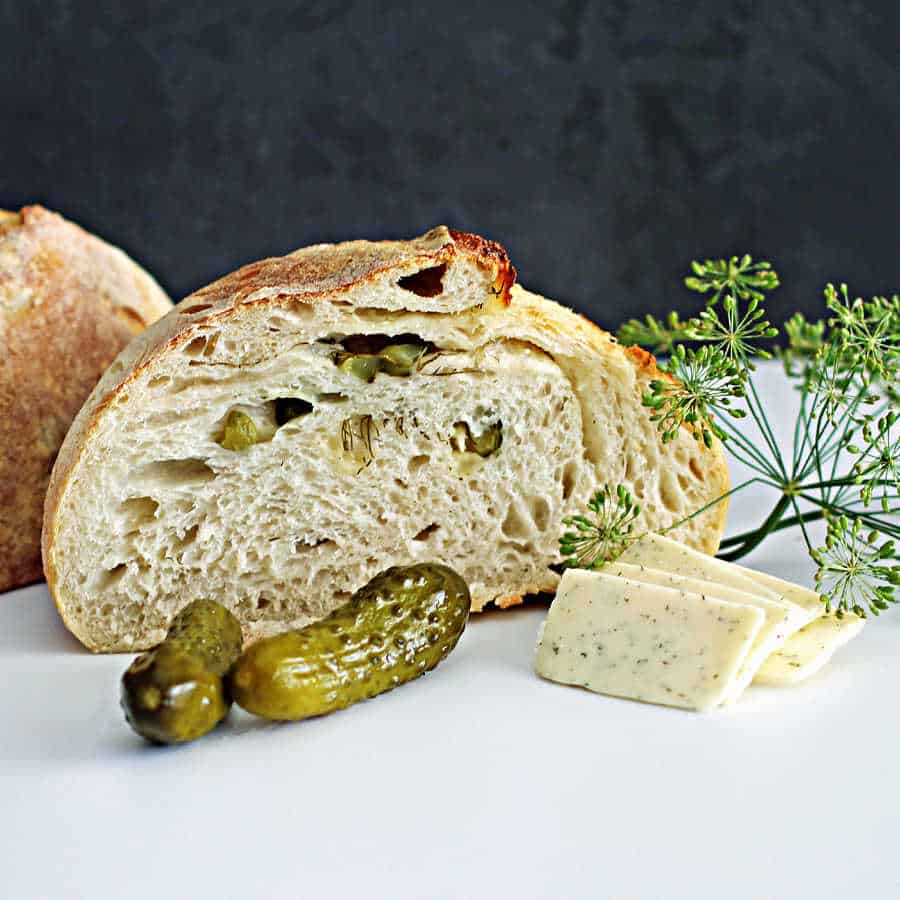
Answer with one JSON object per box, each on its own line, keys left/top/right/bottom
{"left": 717, "top": 507, "right": 827, "bottom": 549}
{"left": 716, "top": 494, "right": 792, "bottom": 562}
{"left": 659, "top": 476, "right": 769, "bottom": 535}
{"left": 743, "top": 372, "right": 790, "bottom": 482}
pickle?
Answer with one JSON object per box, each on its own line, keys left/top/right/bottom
{"left": 218, "top": 409, "right": 258, "bottom": 451}
{"left": 338, "top": 353, "right": 382, "bottom": 382}
{"left": 229, "top": 563, "right": 470, "bottom": 721}
{"left": 378, "top": 342, "right": 427, "bottom": 376}
{"left": 121, "top": 599, "right": 243, "bottom": 744}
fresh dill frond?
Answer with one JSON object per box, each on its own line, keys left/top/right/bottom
{"left": 559, "top": 485, "right": 641, "bottom": 570}
{"left": 616, "top": 311, "right": 694, "bottom": 354}
{"left": 683, "top": 255, "right": 779, "bottom": 305}
{"left": 563, "top": 253, "right": 899, "bottom": 621}
{"left": 812, "top": 516, "right": 899, "bottom": 617}
{"left": 644, "top": 344, "right": 746, "bottom": 448}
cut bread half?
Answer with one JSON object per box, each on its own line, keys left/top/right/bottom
{"left": 43, "top": 227, "right": 730, "bottom": 652}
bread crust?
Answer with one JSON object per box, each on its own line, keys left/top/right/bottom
{"left": 1, "top": 205, "right": 171, "bottom": 592}
{"left": 42, "top": 227, "right": 728, "bottom": 644}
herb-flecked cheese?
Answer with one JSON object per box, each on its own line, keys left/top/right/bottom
{"left": 753, "top": 614, "right": 865, "bottom": 685}
{"left": 733, "top": 565, "right": 825, "bottom": 619}
{"left": 535, "top": 570, "right": 764, "bottom": 711}
{"left": 619, "top": 533, "right": 816, "bottom": 635}
{"left": 604, "top": 562, "right": 800, "bottom": 703}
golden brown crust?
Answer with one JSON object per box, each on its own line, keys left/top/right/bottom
{"left": 447, "top": 229, "right": 516, "bottom": 304}
{"left": 1, "top": 205, "right": 171, "bottom": 592}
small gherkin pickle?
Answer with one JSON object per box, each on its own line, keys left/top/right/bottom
{"left": 218, "top": 409, "right": 258, "bottom": 451}
{"left": 338, "top": 354, "right": 382, "bottom": 383}
{"left": 229, "top": 563, "right": 470, "bottom": 721}
{"left": 121, "top": 600, "right": 243, "bottom": 744}
{"left": 378, "top": 342, "right": 427, "bottom": 376}
{"left": 335, "top": 339, "right": 428, "bottom": 381}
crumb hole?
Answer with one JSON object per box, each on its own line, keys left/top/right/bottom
{"left": 136, "top": 458, "right": 215, "bottom": 487}
{"left": 397, "top": 263, "right": 447, "bottom": 297}
{"left": 529, "top": 497, "right": 551, "bottom": 531}
{"left": 561, "top": 461, "right": 579, "bottom": 500}
{"left": 181, "top": 302, "right": 214, "bottom": 315}
{"left": 119, "top": 496, "right": 159, "bottom": 530}
{"left": 501, "top": 503, "right": 532, "bottom": 541}
{"left": 183, "top": 336, "right": 208, "bottom": 357}
{"left": 408, "top": 454, "right": 430, "bottom": 473}
{"left": 413, "top": 523, "right": 440, "bottom": 542}
{"left": 689, "top": 458, "right": 704, "bottom": 480}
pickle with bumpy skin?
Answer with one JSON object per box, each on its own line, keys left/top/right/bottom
{"left": 121, "top": 599, "right": 243, "bottom": 744}
{"left": 229, "top": 563, "right": 470, "bottom": 721}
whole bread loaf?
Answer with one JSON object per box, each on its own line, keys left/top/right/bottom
{"left": 0, "top": 206, "right": 171, "bottom": 592}
{"left": 42, "top": 227, "right": 729, "bottom": 651}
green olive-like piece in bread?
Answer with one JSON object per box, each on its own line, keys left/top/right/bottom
{"left": 228, "top": 563, "right": 470, "bottom": 721}
{"left": 218, "top": 410, "right": 258, "bottom": 451}
{"left": 121, "top": 599, "right": 243, "bottom": 744}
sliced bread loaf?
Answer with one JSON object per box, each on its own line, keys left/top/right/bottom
{"left": 42, "top": 227, "right": 729, "bottom": 651}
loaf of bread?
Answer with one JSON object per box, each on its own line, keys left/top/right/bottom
{"left": 42, "top": 227, "right": 729, "bottom": 652}
{"left": 0, "top": 205, "right": 171, "bottom": 592}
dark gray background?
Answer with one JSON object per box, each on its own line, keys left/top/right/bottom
{"left": 2, "top": 0, "right": 898, "bottom": 332}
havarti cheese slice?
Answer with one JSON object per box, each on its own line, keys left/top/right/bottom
{"left": 604, "top": 562, "right": 802, "bottom": 704}
{"left": 753, "top": 614, "right": 865, "bottom": 685}
{"left": 535, "top": 569, "right": 764, "bottom": 711}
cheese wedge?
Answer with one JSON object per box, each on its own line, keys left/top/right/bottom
{"left": 619, "top": 533, "right": 817, "bottom": 634}
{"left": 604, "top": 562, "right": 800, "bottom": 703}
{"left": 754, "top": 614, "right": 865, "bottom": 685}
{"left": 535, "top": 569, "right": 764, "bottom": 711}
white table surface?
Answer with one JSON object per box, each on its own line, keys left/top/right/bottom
{"left": 2, "top": 365, "right": 898, "bottom": 900}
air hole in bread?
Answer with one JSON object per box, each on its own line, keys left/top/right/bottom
{"left": 256, "top": 595, "right": 271, "bottom": 611}
{"left": 181, "top": 302, "right": 214, "bottom": 315}
{"left": 293, "top": 538, "right": 337, "bottom": 554}
{"left": 561, "top": 461, "right": 579, "bottom": 500}
{"left": 94, "top": 564, "right": 127, "bottom": 592}
{"left": 147, "top": 375, "right": 171, "bottom": 390}
{"left": 529, "top": 497, "right": 551, "bottom": 532}
{"left": 183, "top": 335, "right": 208, "bottom": 357}
{"left": 119, "top": 496, "right": 159, "bottom": 530}
{"left": 413, "top": 523, "right": 440, "bottom": 542}
{"left": 659, "top": 472, "right": 680, "bottom": 512}
{"left": 135, "top": 458, "right": 216, "bottom": 488}
{"left": 408, "top": 454, "right": 430, "bottom": 474}
{"left": 172, "top": 524, "right": 199, "bottom": 553}
{"left": 397, "top": 263, "right": 447, "bottom": 297}
{"left": 501, "top": 503, "right": 532, "bottom": 541}
{"left": 689, "top": 458, "right": 704, "bottom": 481}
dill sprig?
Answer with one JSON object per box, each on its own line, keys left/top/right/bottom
{"left": 566, "top": 256, "right": 900, "bottom": 618}
{"left": 559, "top": 485, "right": 641, "bottom": 569}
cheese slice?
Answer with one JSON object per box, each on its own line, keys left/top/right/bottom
{"left": 535, "top": 569, "right": 765, "bottom": 711}
{"left": 754, "top": 614, "right": 865, "bottom": 685}
{"left": 604, "top": 562, "right": 801, "bottom": 703}
{"left": 732, "top": 565, "right": 825, "bottom": 619}
{"left": 619, "top": 533, "right": 817, "bottom": 634}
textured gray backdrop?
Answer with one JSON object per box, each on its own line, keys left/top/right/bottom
{"left": 2, "top": 0, "right": 898, "bottom": 331}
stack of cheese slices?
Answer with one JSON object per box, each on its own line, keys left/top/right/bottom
{"left": 535, "top": 533, "right": 864, "bottom": 711}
